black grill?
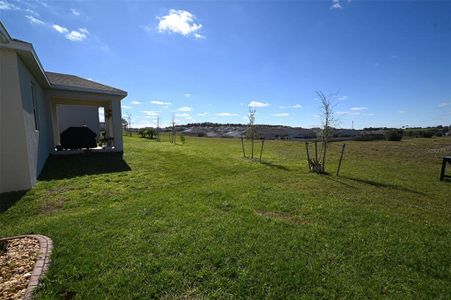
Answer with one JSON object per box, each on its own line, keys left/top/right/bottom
{"left": 60, "top": 126, "right": 97, "bottom": 150}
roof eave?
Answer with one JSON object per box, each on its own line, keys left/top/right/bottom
{"left": 48, "top": 84, "right": 127, "bottom": 99}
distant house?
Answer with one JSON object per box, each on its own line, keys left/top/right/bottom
{"left": 0, "top": 22, "right": 127, "bottom": 193}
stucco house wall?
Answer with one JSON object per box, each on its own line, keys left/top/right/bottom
{"left": 17, "top": 56, "right": 51, "bottom": 186}
{"left": 0, "top": 49, "right": 33, "bottom": 192}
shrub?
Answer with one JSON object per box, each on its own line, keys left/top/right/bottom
{"left": 180, "top": 134, "right": 186, "bottom": 144}
{"left": 385, "top": 129, "right": 403, "bottom": 141}
{"left": 353, "top": 133, "right": 386, "bottom": 141}
{"left": 420, "top": 130, "right": 434, "bottom": 138}
{"left": 138, "top": 128, "right": 146, "bottom": 138}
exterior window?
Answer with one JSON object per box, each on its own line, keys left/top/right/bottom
{"left": 31, "top": 82, "right": 39, "bottom": 130}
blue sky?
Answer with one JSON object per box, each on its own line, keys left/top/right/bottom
{"left": 1, "top": 0, "right": 450, "bottom": 128}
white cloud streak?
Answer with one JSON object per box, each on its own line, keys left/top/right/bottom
{"left": 142, "top": 111, "right": 161, "bottom": 116}
{"left": 26, "top": 15, "right": 45, "bottom": 25}
{"left": 350, "top": 107, "right": 368, "bottom": 111}
{"left": 330, "top": 0, "right": 343, "bottom": 10}
{"left": 131, "top": 101, "right": 141, "bottom": 105}
{"left": 151, "top": 100, "right": 172, "bottom": 106}
{"left": 0, "top": 0, "right": 18, "bottom": 10}
{"left": 273, "top": 113, "right": 290, "bottom": 117}
{"left": 249, "top": 101, "right": 270, "bottom": 108}
{"left": 215, "top": 113, "right": 238, "bottom": 116}
{"left": 71, "top": 8, "right": 80, "bottom": 16}
{"left": 438, "top": 101, "right": 451, "bottom": 108}
{"left": 52, "top": 24, "right": 89, "bottom": 41}
{"left": 176, "top": 106, "right": 192, "bottom": 112}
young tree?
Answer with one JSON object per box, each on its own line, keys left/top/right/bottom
{"left": 171, "top": 113, "right": 176, "bottom": 144}
{"left": 156, "top": 115, "right": 161, "bottom": 142}
{"left": 317, "top": 91, "right": 336, "bottom": 173}
{"left": 247, "top": 107, "right": 257, "bottom": 159}
{"left": 125, "top": 111, "right": 132, "bottom": 136}
{"left": 122, "top": 118, "right": 128, "bottom": 135}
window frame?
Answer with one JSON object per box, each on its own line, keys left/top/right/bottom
{"left": 31, "top": 82, "right": 39, "bottom": 131}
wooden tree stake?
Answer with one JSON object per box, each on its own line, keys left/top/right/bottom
{"left": 336, "top": 144, "right": 346, "bottom": 176}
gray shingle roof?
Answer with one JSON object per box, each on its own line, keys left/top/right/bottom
{"left": 46, "top": 72, "right": 127, "bottom": 96}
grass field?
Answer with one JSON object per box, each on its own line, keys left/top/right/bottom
{"left": 1, "top": 136, "right": 450, "bottom": 299}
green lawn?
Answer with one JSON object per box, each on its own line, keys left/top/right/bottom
{"left": 1, "top": 136, "right": 450, "bottom": 299}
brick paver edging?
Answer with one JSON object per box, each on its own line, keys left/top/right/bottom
{"left": 0, "top": 235, "right": 53, "bottom": 300}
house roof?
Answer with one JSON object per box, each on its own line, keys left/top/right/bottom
{"left": 46, "top": 72, "right": 127, "bottom": 96}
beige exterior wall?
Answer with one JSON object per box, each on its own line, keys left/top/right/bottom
{"left": 0, "top": 49, "right": 33, "bottom": 192}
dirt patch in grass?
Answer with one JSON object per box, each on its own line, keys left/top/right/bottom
{"left": 41, "top": 198, "right": 66, "bottom": 214}
{"left": 255, "top": 209, "right": 309, "bottom": 225}
{"left": 46, "top": 186, "right": 71, "bottom": 195}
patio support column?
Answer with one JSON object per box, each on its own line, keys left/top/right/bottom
{"left": 50, "top": 100, "right": 60, "bottom": 146}
{"left": 111, "top": 100, "right": 123, "bottom": 152}
{"left": 104, "top": 103, "right": 113, "bottom": 148}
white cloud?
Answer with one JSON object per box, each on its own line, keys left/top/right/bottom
{"left": 249, "top": 101, "right": 270, "bottom": 108}
{"left": 333, "top": 95, "right": 348, "bottom": 101}
{"left": 0, "top": 0, "right": 18, "bottom": 10}
{"left": 216, "top": 113, "right": 238, "bottom": 116}
{"left": 194, "top": 33, "right": 205, "bottom": 39}
{"left": 122, "top": 105, "right": 132, "bottom": 109}
{"left": 330, "top": 0, "right": 342, "bottom": 10}
{"left": 52, "top": 24, "right": 89, "bottom": 42}
{"left": 52, "top": 24, "right": 68, "bottom": 34}
{"left": 151, "top": 100, "right": 172, "bottom": 106}
{"left": 176, "top": 113, "right": 190, "bottom": 117}
{"left": 438, "top": 101, "right": 451, "bottom": 108}
{"left": 177, "top": 106, "right": 192, "bottom": 112}
{"left": 131, "top": 101, "right": 141, "bottom": 105}
{"left": 397, "top": 110, "right": 406, "bottom": 114}
{"left": 157, "top": 9, "right": 204, "bottom": 39}
{"left": 26, "top": 15, "right": 45, "bottom": 25}
{"left": 25, "top": 9, "right": 39, "bottom": 16}
{"left": 184, "top": 93, "right": 191, "bottom": 98}
{"left": 142, "top": 110, "right": 161, "bottom": 116}
{"left": 197, "top": 112, "right": 209, "bottom": 117}
{"left": 273, "top": 113, "right": 289, "bottom": 117}
{"left": 290, "top": 104, "right": 302, "bottom": 108}
{"left": 71, "top": 8, "right": 80, "bottom": 16}
{"left": 350, "top": 107, "right": 367, "bottom": 111}
{"left": 66, "top": 29, "right": 88, "bottom": 41}
{"left": 335, "top": 107, "right": 366, "bottom": 115}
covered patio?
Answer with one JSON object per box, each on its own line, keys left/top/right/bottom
{"left": 45, "top": 72, "right": 127, "bottom": 154}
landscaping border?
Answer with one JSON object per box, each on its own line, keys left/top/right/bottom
{"left": 0, "top": 235, "right": 53, "bottom": 300}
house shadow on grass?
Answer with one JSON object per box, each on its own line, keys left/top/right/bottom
{"left": 39, "top": 152, "right": 131, "bottom": 181}
{"left": 340, "top": 175, "right": 427, "bottom": 196}
{"left": 0, "top": 190, "right": 28, "bottom": 213}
